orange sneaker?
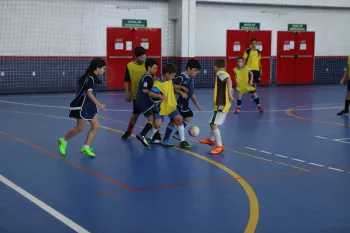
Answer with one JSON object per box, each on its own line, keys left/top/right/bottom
{"left": 210, "top": 146, "right": 225, "bottom": 155}
{"left": 199, "top": 138, "right": 216, "bottom": 146}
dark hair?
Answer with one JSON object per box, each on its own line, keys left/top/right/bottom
{"left": 237, "top": 56, "right": 245, "bottom": 62}
{"left": 250, "top": 38, "right": 257, "bottom": 43}
{"left": 78, "top": 57, "right": 106, "bottom": 84}
{"left": 145, "top": 58, "right": 158, "bottom": 70}
{"left": 134, "top": 46, "right": 146, "bottom": 57}
{"left": 162, "top": 63, "right": 177, "bottom": 75}
{"left": 186, "top": 59, "right": 201, "bottom": 70}
{"left": 214, "top": 58, "right": 226, "bottom": 68}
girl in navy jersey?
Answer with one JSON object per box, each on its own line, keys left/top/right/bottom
{"left": 58, "top": 58, "right": 106, "bottom": 157}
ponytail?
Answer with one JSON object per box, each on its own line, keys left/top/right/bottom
{"left": 77, "top": 58, "right": 106, "bottom": 85}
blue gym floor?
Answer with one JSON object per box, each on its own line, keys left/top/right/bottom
{"left": 1, "top": 85, "right": 349, "bottom": 233}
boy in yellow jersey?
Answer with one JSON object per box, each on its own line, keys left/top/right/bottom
{"left": 199, "top": 59, "right": 235, "bottom": 155}
{"left": 147, "top": 63, "right": 191, "bottom": 148}
{"left": 243, "top": 38, "right": 262, "bottom": 88}
{"left": 122, "top": 46, "right": 161, "bottom": 142}
{"left": 234, "top": 57, "right": 264, "bottom": 114}
{"left": 337, "top": 56, "right": 350, "bottom": 115}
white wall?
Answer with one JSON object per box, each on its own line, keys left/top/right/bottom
{"left": 195, "top": 3, "right": 350, "bottom": 56}
{"left": 0, "top": 0, "right": 175, "bottom": 56}
{"left": 196, "top": 0, "right": 350, "bottom": 8}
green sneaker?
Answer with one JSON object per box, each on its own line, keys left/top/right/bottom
{"left": 80, "top": 146, "right": 96, "bottom": 157}
{"left": 179, "top": 141, "right": 191, "bottom": 148}
{"left": 58, "top": 138, "right": 67, "bottom": 155}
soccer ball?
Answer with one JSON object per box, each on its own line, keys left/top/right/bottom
{"left": 188, "top": 126, "right": 200, "bottom": 137}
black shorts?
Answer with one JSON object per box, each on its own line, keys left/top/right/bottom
{"left": 132, "top": 99, "right": 141, "bottom": 114}
{"left": 347, "top": 81, "right": 350, "bottom": 91}
{"left": 252, "top": 70, "right": 261, "bottom": 84}
{"left": 177, "top": 106, "right": 194, "bottom": 119}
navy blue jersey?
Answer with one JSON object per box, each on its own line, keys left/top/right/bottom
{"left": 135, "top": 73, "right": 155, "bottom": 112}
{"left": 69, "top": 75, "right": 98, "bottom": 120}
{"left": 173, "top": 73, "right": 194, "bottom": 109}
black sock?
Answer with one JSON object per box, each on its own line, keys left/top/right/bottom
{"left": 253, "top": 96, "right": 260, "bottom": 105}
{"left": 141, "top": 123, "right": 153, "bottom": 136}
{"left": 345, "top": 99, "right": 350, "bottom": 112}
{"left": 237, "top": 99, "right": 242, "bottom": 107}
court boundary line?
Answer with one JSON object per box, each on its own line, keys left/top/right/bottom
{"left": 0, "top": 109, "right": 259, "bottom": 233}
{"left": 0, "top": 174, "right": 91, "bottom": 233}
{"left": 0, "top": 99, "right": 343, "bottom": 113}
{"left": 286, "top": 104, "right": 350, "bottom": 127}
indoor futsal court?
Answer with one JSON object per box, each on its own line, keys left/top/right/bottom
{"left": 0, "top": 86, "right": 350, "bottom": 233}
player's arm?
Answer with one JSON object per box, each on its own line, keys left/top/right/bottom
{"left": 124, "top": 67, "right": 132, "bottom": 101}
{"left": 234, "top": 71, "right": 239, "bottom": 87}
{"left": 191, "top": 94, "right": 202, "bottom": 111}
{"left": 86, "top": 78, "right": 105, "bottom": 109}
{"left": 259, "top": 53, "right": 263, "bottom": 75}
{"left": 141, "top": 76, "right": 153, "bottom": 95}
{"left": 340, "top": 60, "right": 349, "bottom": 84}
{"left": 149, "top": 86, "right": 167, "bottom": 102}
{"left": 243, "top": 50, "right": 248, "bottom": 64}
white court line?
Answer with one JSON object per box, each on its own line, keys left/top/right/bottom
{"left": 332, "top": 138, "right": 350, "bottom": 144}
{"left": 245, "top": 147, "right": 257, "bottom": 151}
{"left": 291, "top": 158, "right": 306, "bottom": 163}
{"left": 328, "top": 167, "right": 344, "bottom": 172}
{"left": 309, "top": 163, "right": 324, "bottom": 167}
{"left": 275, "top": 154, "right": 288, "bottom": 158}
{"left": 0, "top": 93, "right": 124, "bottom": 99}
{"left": 0, "top": 174, "right": 90, "bottom": 233}
{"left": 259, "top": 150, "right": 272, "bottom": 154}
{"left": 0, "top": 99, "right": 343, "bottom": 113}
{"left": 314, "top": 136, "right": 327, "bottom": 139}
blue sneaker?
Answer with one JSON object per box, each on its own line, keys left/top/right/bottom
{"left": 162, "top": 138, "right": 175, "bottom": 147}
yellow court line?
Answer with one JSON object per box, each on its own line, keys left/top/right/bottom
{"left": 285, "top": 104, "right": 350, "bottom": 127}
{"left": 99, "top": 115, "right": 310, "bottom": 172}
{"left": 0, "top": 109, "right": 260, "bottom": 233}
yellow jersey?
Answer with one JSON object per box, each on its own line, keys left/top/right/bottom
{"left": 213, "top": 70, "right": 231, "bottom": 113}
{"left": 234, "top": 66, "right": 256, "bottom": 94}
{"left": 126, "top": 61, "right": 146, "bottom": 99}
{"left": 243, "top": 49, "right": 261, "bottom": 71}
{"left": 152, "top": 77, "right": 177, "bottom": 116}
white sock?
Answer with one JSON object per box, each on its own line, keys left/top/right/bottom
{"left": 209, "top": 129, "right": 215, "bottom": 141}
{"left": 213, "top": 128, "right": 222, "bottom": 146}
{"left": 178, "top": 124, "right": 185, "bottom": 141}
{"left": 62, "top": 138, "right": 67, "bottom": 143}
{"left": 84, "top": 145, "right": 89, "bottom": 148}
{"left": 148, "top": 127, "right": 158, "bottom": 139}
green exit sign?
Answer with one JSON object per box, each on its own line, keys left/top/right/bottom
{"left": 239, "top": 22, "right": 260, "bottom": 30}
{"left": 288, "top": 24, "right": 307, "bottom": 32}
{"left": 122, "top": 19, "right": 147, "bottom": 28}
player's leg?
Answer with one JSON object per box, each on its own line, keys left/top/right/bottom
{"left": 173, "top": 108, "right": 193, "bottom": 140}
{"left": 209, "top": 112, "right": 227, "bottom": 155}
{"left": 251, "top": 91, "right": 264, "bottom": 113}
{"left": 122, "top": 100, "right": 140, "bottom": 139}
{"left": 163, "top": 119, "right": 176, "bottom": 144}
{"left": 165, "top": 110, "right": 190, "bottom": 148}
{"left": 234, "top": 93, "right": 243, "bottom": 114}
{"left": 147, "top": 116, "right": 163, "bottom": 141}
{"left": 58, "top": 118, "right": 86, "bottom": 155}
{"left": 253, "top": 70, "right": 260, "bottom": 89}
{"left": 136, "top": 110, "right": 154, "bottom": 147}
{"left": 337, "top": 85, "right": 350, "bottom": 115}
{"left": 199, "top": 112, "right": 218, "bottom": 146}
{"left": 80, "top": 115, "right": 100, "bottom": 157}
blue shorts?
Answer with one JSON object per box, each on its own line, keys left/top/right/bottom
{"left": 154, "top": 109, "right": 180, "bottom": 121}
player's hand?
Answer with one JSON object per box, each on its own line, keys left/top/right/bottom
{"left": 236, "top": 83, "right": 239, "bottom": 87}
{"left": 98, "top": 104, "right": 106, "bottom": 110}
{"left": 181, "top": 92, "right": 188, "bottom": 99}
{"left": 160, "top": 94, "right": 167, "bottom": 102}
{"left": 197, "top": 105, "right": 203, "bottom": 111}
{"left": 182, "top": 87, "right": 189, "bottom": 93}
{"left": 249, "top": 81, "right": 253, "bottom": 86}
{"left": 125, "top": 92, "right": 132, "bottom": 102}
{"left": 260, "top": 71, "right": 263, "bottom": 77}
{"left": 229, "top": 96, "right": 236, "bottom": 103}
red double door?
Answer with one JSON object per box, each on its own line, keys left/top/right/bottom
{"left": 106, "top": 28, "right": 162, "bottom": 88}
{"left": 226, "top": 30, "right": 272, "bottom": 84}
{"left": 276, "top": 31, "right": 315, "bottom": 84}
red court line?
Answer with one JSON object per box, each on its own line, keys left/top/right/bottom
{"left": 0, "top": 129, "right": 135, "bottom": 191}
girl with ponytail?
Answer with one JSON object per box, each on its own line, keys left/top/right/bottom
{"left": 58, "top": 58, "right": 106, "bottom": 157}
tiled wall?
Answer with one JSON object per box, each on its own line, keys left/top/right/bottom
{"left": 0, "top": 56, "right": 347, "bottom": 94}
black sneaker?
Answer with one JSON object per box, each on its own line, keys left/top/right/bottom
{"left": 136, "top": 134, "right": 149, "bottom": 147}
{"left": 337, "top": 110, "right": 349, "bottom": 116}
{"left": 121, "top": 131, "right": 131, "bottom": 140}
